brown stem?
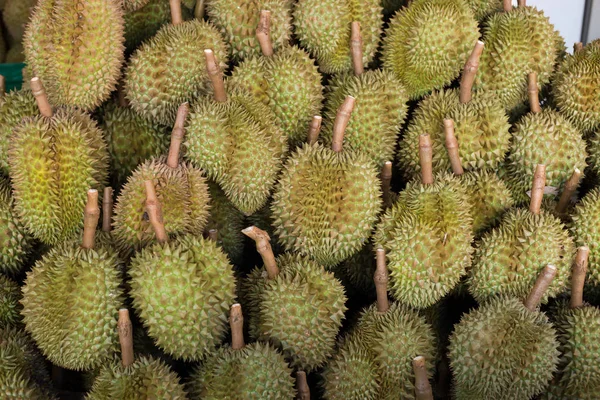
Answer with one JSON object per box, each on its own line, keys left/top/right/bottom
{"left": 555, "top": 168, "right": 582, "bottom": 215}
{"left": 570, "top": 246, "right": 590, "bottom": 309}
{"left": 517, "top": 0, "right": 526, "bottom": 6}
{"left": 194, "top": 0, "right": 205, "bottom": 19}
{"left": 529, "top": 164, "right": 546, "bottom": 215}
{"left": 242, "top": 226, "right": 279, "bottom": 279}
{"left": 375, "top": 248, "right": 389, "bottom": 313}
{"left": 0, "top": 75, "right": 5, "bottom": 97}
{"left": 332, "top": 96, "right": 356, "bottom": 153}
{"left": 574, "top": 42, "right": 583, "bottom": 53}
{"left": 144, "top": 180, "right": 168, "bottom": 244}
{"left": 166, "top": 103, "right": 189, "bottom": 169}
{"left": 413, "top": 356, "right": 433, "bottom": 400}
{"left": 170, "top": 0, "right": 183, "bottom": 25}
{"left": 207, "top": 229, "right": 218, "bottom": 242}
{"left": 102, "top": 187, "right": 113, "bottom": 233}
{"left": 503, "top": 0, "right": 512, "bottom": 12}
{"left": 527, "top": 72, "right": 542, "bottom": 113}
{"left": 296, "top": 371, "right": 310, "bottom": 400}
{"left": 459, "top": 41, "right": 484, "bottom": 104}
{"left": 419, "top": 134, "right": 434, "bottom": 185}
{"left": 82, "top": 189, "right": 99, "bottom": 249}
{"left": 524, "top": 264, "right": 557, "bottom": 311}
{"left": 381, "top": 161, "right": 393, "bottom": 208}
{"left": 230, "top": 304, "right": 245, "bottom": 350}
{"left": 256, "top": 10, "right": 273, "bottom": 57}
{"left": 118, "top": 309, "right": 134, "bottom": 367}
{"left": 351, "top": 21, "right": 364, "bottom": 76}
{"left": 443, "top": 119, "right": 463, "bottom": 175}
{"left": 307, "top": 115, "right": 322, "bottom": 145}
{"left": 204, "top": 49, "right": 227, "bottom": 103}
{"left": 30, "top": 77, "right": 53, "bottom": 118}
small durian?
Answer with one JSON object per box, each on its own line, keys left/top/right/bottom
{"left": 449, "top": 265, "right": 560, "bottom": 399}
{"left": 571, "top": 188, "right": 600, "bottom": 287}
{"left": 2, "top": 0, "right": 36, "bottom": 44}
{"left": 24, "top": 0, "right": 125, "bottom": 110}
{"left": 188, "top": 303, "right": 296, "bottom": 399}
{"left": 0, "top": 274, "right": 21, "bottom": 328}
{"left": 382, "top": 0, "right": 480, "bottom": 99}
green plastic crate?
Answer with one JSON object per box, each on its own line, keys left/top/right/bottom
{"left": 0, "top": 63, "right": 25, "bottom": 92}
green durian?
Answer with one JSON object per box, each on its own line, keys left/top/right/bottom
{"left": 588, "top": 129, "right": 600, "bottom": 178}
{"left": 5, "top": 44, "right": 25, "bottom": 63}
{"left": 0, "top": 89, "right": 38, "bottom": 175}
{"left": 382, "top": 0, "right": 480, "bottom": 99}
{"left": 0, "top": 275, "right": 21, "bottom": 329}
{"left": 294, "top": 0, "right": 383, "bottom": 74}
{"left": 24, "top": 0, "right": 125, "bottom": 110}
{"left": 122, "top": 0, "right": 150, "bottom": 13}
{"left": 572, "top": 188, "right": 600, "bottom": 287}
{"left": 2, "top": 0, "right": 36, "bottom": 44}
{"left": 465, "top": 0, "right": 503, "bottom": 21}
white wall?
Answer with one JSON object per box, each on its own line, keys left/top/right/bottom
{"left": 588, "top": 0, "right": 600, "bottom": 43}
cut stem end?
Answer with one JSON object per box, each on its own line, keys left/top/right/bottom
{"left": 443, "top": 119, "right": 463, "bottom": 175}
{"left": 350, "top": 21, "right": 364, "bottom": 76}
{"left": 256, "top": 10, "right": 273, "bottom": 57}
{"left": 82, "top": 189, "right": 100, "bottom": 250}
{"left": 102, "top": 187, "right": 113, "bottom": 233}
{"left": 419, "top": 134, "right": 434, "bottom": 185}
{"left": 242, "top": 226, "right": 279, "bottom": 279}
{"left": 204, "top": 49, "right": 227, "bottom": 103}
{"left": 459, "top": 41, "right": 484, "bottom": 104}
{"left": 144, "top": 180, "right": 168, "bottom": 244}
{"left": 570, "top": 246, "right": 590, "bottom": 309}
{"left": 528, "top": 72, "right": 542, "bottom": 113}
{"left": 297, "top": 371, "right": 310, "bottom": 400}
{"left": 230, "top": 304, "right": 245, "bottom": 350}
{"left": 118, "top": 309, "right": 134, "bottom": 367}
{"left": 307, "top": 115, "right": 322, "bottom": 145}
{"left": 529, "top": 164, "right": 546, "bottom": 215}
{"left": 332, "top": 96, "right": 355, "bottom": 152}
{"left": 524, "top": 265, "right": 557, "bottom": 311}
{"left": 30, "top": 77, "right": 53, "bottom": 118}
{"left": 375, "top": 248, "right": 390, "bottom": 313}
{"left": 413, "top": 356, "right": 433, "bottom": 400}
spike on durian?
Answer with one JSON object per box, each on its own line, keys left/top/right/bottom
{"left": 555, "top": 168, "right": 582, "bottom": 215}
{"left": 82, "top": 189, "right": 100, "bottom": 249}
{"left": 524, "top": 264, "right": 557, "bottom": 311}
{"left": 351, "top": 21, "right": 364, "bottom": 76}
{"left": 443, "top": 119, "right": 463, "bottom": 175}
{"left": 30, "top": 77, "right": 52, "bottom": 118}
{"left": 381, "top": 161, "right": 393, "bottom": 208}
{"left": 102, "top": 187, "right": 113, "bottom": 233}
{"left": 230, "top": 303, "right": 245, "bottom": 350}
{"left": 242, "top": 226, "right": 279, "bottom": 279}
{"left": 413, "top": 356, "right": 434, "bottom": 400}
{"left": 307, "top": 115, "right": 322, "bottom": 145}
{"left": 256, "top": 10, "right": 273, "bottom": 57}
{"left": 117, "top": 308, "right": 134, "bottom": 367}
{"left": 204, "top": 49, "right": 227, "bottom": 102}
{"left": 332, "top": 95, "right": 355, "bottom": 152}
{"left": 459, "top": 40, "right": 485, "bottom": 104}
{"left": 527, "top": 72, "right": 542, "bottom": 114}
{"left": 570, "top": 246, "right": 590, "bottom": 309}
{"left": 419, "top": 134, "right": 434, "bottom": 185}
{"left": 144, "top": 180, "right": 168, "bottom": 243}
{"left": 529, "top": 164, "right": 546, "bottom": 215}
{"left": 297, "top": 371, "right": 310, "bottom": 400}
{"left": 374, "top": 248, "right": 389, "bottom": 313}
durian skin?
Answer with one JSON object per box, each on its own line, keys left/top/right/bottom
{"left": 271, "top": 143, "right": 382, "bottom": 268}
{"left": 588, "top": 130, "right": 600, "bottom": 179}
{"left": 0, "top": 275, "right": 22, "bottom": 328}
{"left": 24, "top": 0, "right": 125, "bottom": 110}
{"left": 293, "top": 0, "right": 383, "bottom": 74}
{"left": 382, "top": 0, "right": 480, "bottom": 99}
{"left": 122, "top": 0, "right": 150, "bottom": 13}
{"left": 374, "top": 173, "right": 474, "bottom": 309}
{"left": 9, "top": 108, "right": 109, "bottom": 245}
{"left": 125, "top": 20, "right": 229, "bottom": 126}
{"left": 571, "top": 188, "right": 600, "bottom": 288}
{"left": 321, "top": 70, "right": 408, "bottom": 167}
{"left": 0, "top": 90, "right": 38, "bottom": 175}
{"left": 206, "top": 0, "right": 292, "bottom": 61}
{"left": 129, "top": 235, "right": 237, "bottom": 361}
{"left": 333, "top": 242, "right": 377, "bottom": 300}
{"left": 189, "top": 342, "right": 296, "bottom": 400}
{"left": 448, "top": 297, "right": 559, "bottom": 399}
{"left": 465, "top": 0, "right": 503, "bottom": 21}
{"left": 469, "top": 208, "right": 574, "bottom": 303}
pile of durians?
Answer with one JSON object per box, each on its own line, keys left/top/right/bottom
{"left": 1, "top": 0, "right": 600, "bottom": 398}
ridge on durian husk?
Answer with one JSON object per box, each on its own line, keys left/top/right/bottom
{"left": 571, "top": 188, "right": 600, "bottom": 288}
{"left": 0, "top": 89, "right": 37, "bottom": 175}
{"left": 0, "top": 274, "right": 22, "bottom": 328}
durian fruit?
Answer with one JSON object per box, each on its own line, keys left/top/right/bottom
{"left": 465, "top": 0, "right": 503, "bottom": 21}
{"left": 24, "top": 0, "right": 125, "bottom": 110}
{"left": 185, "top": 53, "right": 288, "bottom": 215}
{"left": 469, "top": 165, "right": 574, "bottom": 302}
{"left": 9, "top": 78, "right": 109, "bottom": 245}
{"left": 294, "top": 0, "right": 383, "bottom": 74}
{"left": 112, "top": 103, "right": 210, "bottom": 251}
{"left": 374, "top": 134, "right": 474, "bottom": 309}
{"left": 449, "top": 265, "right": 560, "bottom": 399}
{"left": 0, "top": 274, "right": 21, "bottom": 328}
{"left": 124, "top": 0, "right": 229, "bottom": 126}
{"left": 588, "top": 130, "right": 600, "bottom": 179}
{"left": 382, "top": 0, "right": 480, "bottom": 99}
{"left": 2, "top": 0, "right": 36, "bottom": 44}
{"left": 271, "top": 97, "right": 382, "bottom": 267}
{"left": 128, "top": 182, "right": 236, "bottom": 361}
{"left": 241, "top": 227, "right": 347, "bottom": 371}
{"left": 505, "top": 73, "right": 587, "bottom": 205}
{"left": 553, "top": 39, "right": 600, "bottom": 134}
{"left": 333, "top": 242, "right": 377, "bottom": 301}
{"left": 571, "top": 188, "right": 600, "bottom": 287}
{"left": 473, "top": 1, "right": 565, "bottom": 112}
{"left": 188, "top": 303, "right": 296, "bottom": 399}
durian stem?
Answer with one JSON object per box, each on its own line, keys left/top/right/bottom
{"left": 0, "top": 75, "right": 5, "bottom": 97}
{"left": 503, "top": 0, "right": 512, "bottom": 12}
{"left": 204, "top": 49, "right": 227, "bottom": 103}
{"left": 296, "top": 371, "right": 310, "bottom": 400}
{"left": 170, "top": 0, "right": 183, "bottom": 25}
{"left": 555, "top": 168, "right": 582, "bottom": 215}
{"left": 307, "top": 115, "right": 322, "bottom": 145}
{"left": 118, "top": 309, "right": 134, "bottom": 367}
{"left": 102, "top": 187, "right": 113, "bottom": 233}
{"left": 166, "top": 103, "right": 189, "bottom": 169}
{"left": 518, "top": 0, "right": 526, "bottom": 7}
{"left": 419, "top": 134, "right": 434, "bottom": 185}
{"left": 443, "top": 119, "right": 463, "bottom": 175}
{"left": 256, "top": 10, "right": 273, "bottom": 57}
{"left": 30, "top": 77, "right": 53, "bottom": 118}
{"left": 527, "top": 72, "right": 542, "bottom": 113}
{"left": 194, "top": 0, "right": 205, "bottom": 19}
{"left": 574, "top": 42, "right": 584, "bottom": 53}
{"left": 332, "top": 96, "right": 356, "bottom": 153}
{"left": 524, "top": 264, "right": 557, "bottom": 311}
{"left": 82, "top": 189, "right": 100, "bottom": 250}
{"left": 570, "top": 246, "right": 590, "bottom": 309}
{"left": 459, "top": 41, "right": 484, "bottom": 104}
{"left": 242, "top": 226, "right": 279, "bottom": 279}
{"left": 528, "top": 164, "right": 546, "bottom": 215}
{"left": 230, "top": 304, "right": 245, "bottom": 350}
{"left": 207, "top": 229, "right": 218, "bottom": 242}
{"left": 412, "top": 356, "right": 433, "bottom": 400}
{"left": 381, "top": 161, "right": 393, "bottom": 208}
{"left": 144, "top": 180, "right": 168, "bottom": 244}
{"left": 351, "top": 21, "right": 364, "bottom": 76}
{"left": 375, "top": 248, "right": 390, "bottom": 313}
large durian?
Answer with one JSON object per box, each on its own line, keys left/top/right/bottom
{"left": 0, "top": 87, "right": 37, "bottom": 175}
{"left": 571, "top": 188, "right": 600, "bottom": 288}
{"left": 0, "top": 274, "right": 21, "bottom": 328}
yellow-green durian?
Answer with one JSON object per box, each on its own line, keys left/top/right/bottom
{"left": 465, "top": 0, "right": 503, "bottom": 21}
{"left": 571, "top": 188, "right": 600, "bottom": 287}
{"left": 0, "top": 275, "right": 22, "bottom": 328}
{"left": 0, "top": 89, "right": 38, "bottom": 175}
{"left": 588, "top": 130, "right": 600, "bottom": 178}
{"left": 3, "top": 0, "right": 36, "bottom": 44}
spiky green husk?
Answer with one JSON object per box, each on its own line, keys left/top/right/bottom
{"left": 206, "top": 0, "right": 292, "bottom": 61}
{"left": 449, "top": 297, "right": 559, "bottom": 399}
{"left": 189, "top": 342, "right": 295, "bottom": 399}
{"left": 474, "top": 6, "right": 564, "bottom": 111}
{"left": 9, "top": 109, "right": 109, "bottom": 245}
{"left": 589, "top": 130, "right": 600, "bottom": 178}
{"left": 185, "top": 91, "right": 287, "bottom": 215}
{"left": 374, "top": 173, "right": 474, "bottom": 308}
{"left": 3, "top": 0, "right": 36, "bottom": 43}
{"left": 227, "top": 46, "right": 324, "bottom": 146}
{"left": 382, "top": 0, "right": 479, "bottom": 99}
{"left": 465, "top": 0, "right": 503, "bottom": 21}
{"left": 398, "top": 89, "right": 510, "bottom": 180}
{"left": 112, "top": 156, "right": 210, "bottom": 251}
{"left": 24, "top": 0, "right": 125, "bottom": 110}
{"left": 86, "top": 356, "right": 187, "bottom": 399}
{"left": 271, "top": 143, "right": 381, "bottom": 267}
{"left": 0, "top": 90, "right": 38, "bottom": 175}
{"left": 469, "top": 208, "right": 574, "bottom": 303}
{"left": 122, "top": 0, "right": 149, "bottom": 12}
{"left": 506, "top": 110, "right": 587, "bottom": 205}
{"left": 101, "top": 102, "right": 169, "bottom": 187}
{"left": 321, "top": 70, "right": 408, "bottom": 167}
{"left": 125, "top": 20, "right": 229, "bottom": 126}
{"left": 206, "top": 182, "right": 245, "bottom": 265}
{"left": 553, "top": 39, "right": 600, "bottom": 134}
{"left": 294, "top": 0, "right": 383, "bottom": 74}
{"left": 0, "top": 275, "right": 22, "bottom": 328}
{"left": 572, "top": 188, "right": 600, "bottom": 287}
{"left": 129, "top": 235, "right": 236, "bottom": 361}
